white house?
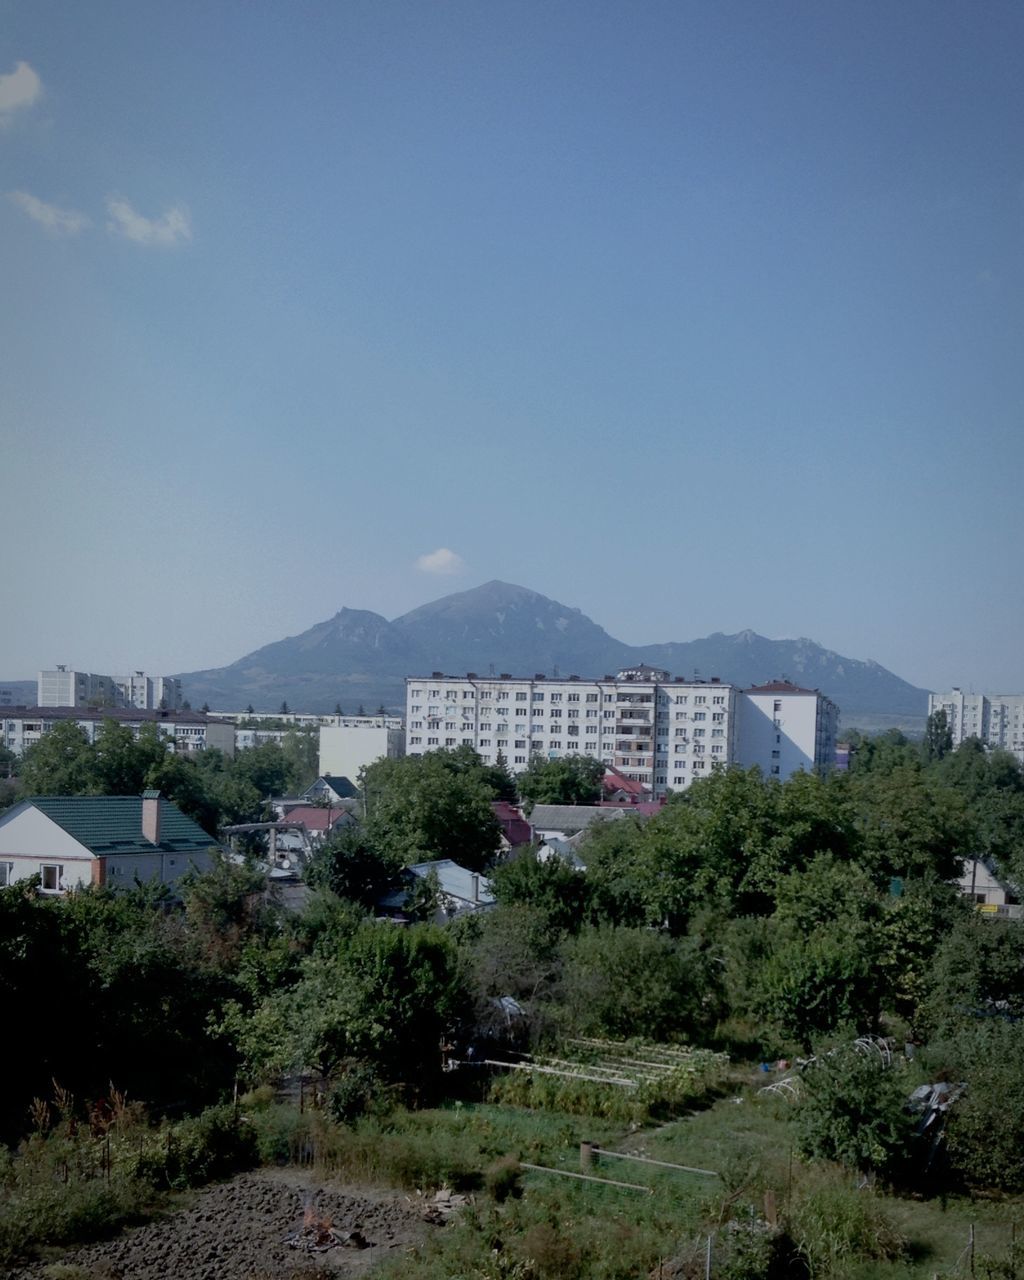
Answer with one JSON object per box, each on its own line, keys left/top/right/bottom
{"left": 0, "top": 707, "right": 235, "bottom": 758}
{"left": 0, "top": 791, "right": 218, "bottom": 893}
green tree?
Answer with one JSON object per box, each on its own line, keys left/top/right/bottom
{"left": 516, "top": 754, "right": 604, "bottom": 811}
{"left": 305, "top": 826, "right": 403, "bottom": 908}
{"left": 93, "top": 720, "right": 167, "bottom": 795}
{"left": 18, "top": 721, "right": 99, "bottom": 794}
{"left": 362, "top": 751, "right": 500, "bottom": 871}
{"left": 921, "top": 708, "right": 954, "bottom": 763}
{"left": 490, "top": 851, "right": 588, "bottom": 934}
{"left": 560, "top": 925, "right": 712, "bottom": 1042}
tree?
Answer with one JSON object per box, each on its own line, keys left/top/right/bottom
{"left": 18, "top": 721, "right": 99, "bottom": 795}
{"left": 93, "top": 720, "right": 167, "bottom": 795}
{"left": 480, "top": 749, "right": 518, "bottom": 803}
{"left": 362, "top": 751, "right": 501, "bottom": 871}
{"left": 305, "top": 827, "right": 403, "bottom": 908}
{"left": 490, "top": 851, "right": 588, "bottom": 934}
{"left": 334, "top": 703, "right": 343, "bottom": 716}
{"left": 516, "top": 755, "right": 604, "bottom": 811}
{"left": 922, "top": 708, "right": 954, "bottom": 763}
{"left": 201, "top": 702, "right": 211, "bottom": 714}
{"left": 246, "top": 704, "right": 255, "bottom": 716}
{"left": 279, "top": 701, "right": 290, "bottom": 715}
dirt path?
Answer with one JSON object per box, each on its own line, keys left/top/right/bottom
{"left": 7, "top": 1169, "right": 446, "bottom": 1280}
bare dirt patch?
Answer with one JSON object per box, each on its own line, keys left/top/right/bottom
{"left": 7, "top": 1169, "right": 446, "bottom": 1280}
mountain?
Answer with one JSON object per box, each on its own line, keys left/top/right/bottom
{"left": 170, "top": 580, "right": 930, "bottom": 728}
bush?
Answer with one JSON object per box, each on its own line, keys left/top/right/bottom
{"left": 161, "top": 1104, "right": 257, "bottom": 1188}
{"left": 793, "top": 1045, "right": 914, "bottom": 1180}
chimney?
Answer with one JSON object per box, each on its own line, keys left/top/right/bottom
{"left": 142, "top": 789, "right": 161, "bottom": 845}
{"left": 471, "top": 872, "right": 480, "bottom": 904}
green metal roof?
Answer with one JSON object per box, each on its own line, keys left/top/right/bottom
{"left": 26, "top": 795, "right": 217, "bottom": 856}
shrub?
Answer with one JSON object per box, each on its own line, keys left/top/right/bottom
{"left": 793, "top": 1045, "right": 914, "bottom": 1180}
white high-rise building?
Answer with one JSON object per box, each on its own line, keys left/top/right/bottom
{"left": 735, "top": 681, "right": 839, "bottom": 779}
{"left": 405, "top": 669, "right": 837, "bottom": 796}
{"left": 38, "top": 667, "right": 118, "bottom": 708}
{"left": 928, "top": 690, "right": 1024, "bottom": 764}
{"left": 38, "top": 667, "right": 181, "bottom": 710}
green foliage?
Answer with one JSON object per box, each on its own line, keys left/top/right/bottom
{"left": 304, "top": 825, "right": 403, "bottom": 907}
{"left": 786, "top": 1167, "right": 907, "bottom": 1276}
{"left": 18, "top": 720, "right": 100, "bottom": 795}
{"left": 922, "top": 708, "right": 954, "bottom": 763}
{"left": 931, "top": 1022, "right": 1024, "bottom": 1192}
{"left": 794, "top": 1045, "right": 915, "bottom": 1178}
{"left": 363, "top": 748, "right": 501, "bottom": 871}
{"left": 516, "top": 754, "right": 604, "bottom": 811}
{"left": 921, "top": 913, "right": 1024, "bottom": 1037}
{"left": 559, "top": 925, "right": 713, "bottom": 1042}
{"left": 490, "top": 852, "right": 589, "bottom": 934}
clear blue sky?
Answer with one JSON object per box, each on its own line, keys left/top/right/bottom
{"left": 2, "top": 0, "right": 1021, "bottom": 693}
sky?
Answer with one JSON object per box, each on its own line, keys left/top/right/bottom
{"left": 1, "top": 0, "right": 1021, "bottom": 694}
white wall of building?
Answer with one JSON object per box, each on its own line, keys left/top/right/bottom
{"left": 318, "top": 723, "right": 405, "bottom": 782}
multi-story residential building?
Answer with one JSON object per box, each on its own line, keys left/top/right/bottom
{"left": 38, "top": 667, "right": 182, "bottom": 710}
{"left": 928, "top": 689, "right": 1024, "bottom": 765}
{"left": 0, "top": 706, "right": 235, "bottom": 757}
{"left": 405, "top": 666, "right": 744, "bottom": 795}
{"left": 735, "top": 680, "right": 840, "bottom": 779}
{"left": 115, "top": 672, "right": 182, "bottom": 710}
{"left": 405, "top": 668, "right": 837, "bottom": 796}
{"left": 38, "top": 667, "right": 119, "bottom": 708}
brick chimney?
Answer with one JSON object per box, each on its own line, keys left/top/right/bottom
{"left": 142, "top": 789, "right": 161, "bottom": 845}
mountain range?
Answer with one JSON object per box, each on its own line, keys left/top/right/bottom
{"left": 168, "top": 581, "right": 930, "bottom": 729}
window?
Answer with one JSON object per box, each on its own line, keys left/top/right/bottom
{"left": 603, "top": 710, "right": 615, "bottom": 719}
{"left": 694, "top": 728, "right": 705, "bottom": 737}
{"left": 480, "top": 722, "right": 491, "bottom": 730}
{"left": 675, "top": 695, "right": 688, "bottom": 705}
{"left": 713, "top": 696, "right": 725, "bottom": 705}
{"left": 40, "top": 864, "right": 63, "bottom": 892}
{"left": 550, "top": 741, "right": 561, "bottom": 749}
{"left": 516, "top": 691, "right": 527, "bottom": 701}
{"left": 586, "top": 709, "right": 598, "bottom": 718}
{"left": 693, "top": 712, "right": 706, "bottom": 721}
{"left": 586, "top": 693, "right": 598, "bottom": 702}
{"left": 463, "top": 690, "right": 474, "bottom": 699}
{"left": 515, "top": 739, "right": 526, "bottom": 749}
{"left": 515, "top": 755, "right": 526, "bottom": 764}
{"left": 712, "top": 713, "right": 724, "bottom": 722}
{"left": 694, "top": 695, "right": 706, "bottom": 705}
{"left": 498, "top": 692, "right": 509, "bottom": 700}
{"left": 771, "top": 765, "right": 780, "bottom": 775}
{"left": 533, "top": 692, "right": 544, "bottom": 701}
{"left": 411, "top": 721, "right": 423, "bottom": 729}
{"left": 712, "top": 728, "right": 724, "bottom": 737}
{"left": 462, "top": 737, "right": 473, "bottom": 745}
{"left": 568, "top": 709, "right": 579, "bottom": 718}
{"left": 410, "top": 688, "right": 422, "bottom": 697}
{"left": 771, "top": 749, "right": 780, "bottom": 759}
{"left": 568, "top": 693, "right": 580, "bottom": 702}
{"left": 774, "top": 700, "right": 782, "bottom": 712}
{"left": 550, "top": 709, "right": 562, "bottom": 718}
{"left": 445, "top": 737, "right": 456, "bottom": 746}
{"left": 410, "top": 735, "right": 422, "bottom": 744}
{"left": 551, "top": 693, "right": 562, "bottom": 703}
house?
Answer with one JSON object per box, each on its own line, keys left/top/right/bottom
{"left": 527, "top": 804, "right": 633, "bottom": 843}
{"left": 377, "top": 859, "right": 495, "bottom": 923}
{"left": 492, "top": 801, "right": 532, "bottom": 852}
{"left": 602, "top": 768, "right": 650, "bottom": 804}
{"left": 0, "top": 791, "right": 218, "bottom": 893}
{"left": 303, "top": 774, "right": 360, "bottom": 804}
{"left": 269, "top": 804, "right": 357, "bottom": 855}
{"left": 958, "top": 858, "right": 1022, "bottom": 920}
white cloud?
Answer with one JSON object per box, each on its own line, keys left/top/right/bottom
{"left": 416, "top": 548, "right": 465, "bottom": 575}
{"left": 0, "top": 61, "right": 42, "bottom": 123}
{"left": 8, "top": 190, "right": 89, "bottom": 235}
{"left": 106, "top": 197, "right": 191, "bottom": 247}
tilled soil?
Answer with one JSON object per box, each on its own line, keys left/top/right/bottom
{"left": 7, "top": 1170, "right": 444, "bottom": 1280}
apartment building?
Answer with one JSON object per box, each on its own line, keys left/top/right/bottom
{"left": 405, "top": 666, "right": 738, "bottom": 795}
{"left": 735, "top": 680, "right": 839, "bottom": 778}
{"left": 928, "top": 689, "right": 1024, "bottom": 765}
{"left": 38, "top": 667, "right": 181, "bottom": 710}
{"left": 0, "top": 706, "right": 235, "bottom": 757}
{"left": 405, "top": 668, "right": 838, "bottom": 796}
